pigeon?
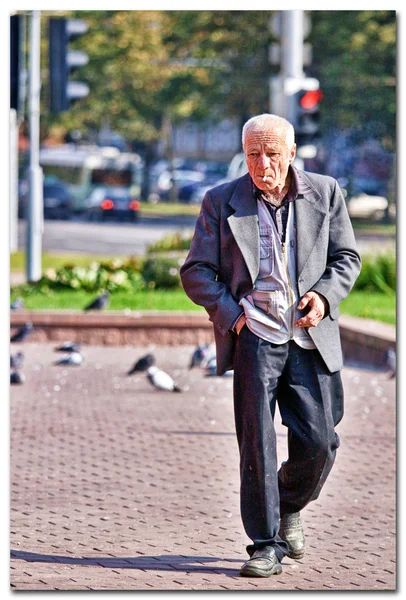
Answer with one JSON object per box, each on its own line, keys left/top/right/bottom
{"left": 55, "top": 342, "right": 81, "bottom": 353}
{"left": 10, "top": 297, "right": 24, "bottom": 310}
{"left": 146, "top": 366, "right": 182, "bottom": 392}
{"left": 199, "top": 344, "right": 216, "bottom": 369}
{"left": 385, "top": 347, "right": 396, "bottom": 379}
{"left": 54, "top": 352, "right": 83, "bottom": 366}
{"left": 127, "top": 353, "right": 155, "bottom": 375}
{"left": 189, "top": 343, "right": 213, "bottom": 369}
{"left": 84, "top": 291, "right": 110, "bottom": 311}
{"left": 203, "top": 355, "right": 233, "bottom": 377}
{"left": 205, "top": 366, "right": 234, "bottom": 377}
{"left": 10, "top": 351, "right": 24, "bottom": 370}
{"left": 10, "top": 322, "right": 33, "bottom": 343}
{"left": 10, "top": 371, "right": 25, "bottom": 384}
{"left": 205, "top": 355, "right": 217, "bottom": 371}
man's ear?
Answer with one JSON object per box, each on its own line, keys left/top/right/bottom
{"left": 289, "top": 144, "right": 297, "bottom": 164}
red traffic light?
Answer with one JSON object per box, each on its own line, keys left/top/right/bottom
{"left": 299, "top": 89, "right": 323, "bottom": 110}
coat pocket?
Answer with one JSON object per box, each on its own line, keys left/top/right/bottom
{"left": 259, "top": 226, "right": 274, "bottom": 263}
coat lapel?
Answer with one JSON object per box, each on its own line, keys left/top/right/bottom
{"left": 227, "top": 174, "right": 260, "bottom": 285}
{"left": 226, "top": 170, "right": 327, "bottom": 285}
{"left": 295, "top": 171, "right": 327, "bottom": 278}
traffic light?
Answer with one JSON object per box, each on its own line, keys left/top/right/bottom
{"left": 49, "top": 17, "right": 89, "bottom": 113}
{"left": 10, "top": 14, "right": 21, "bottom": 110}
{"left": 293, "top": 80, "right": 323, "bottom": 146}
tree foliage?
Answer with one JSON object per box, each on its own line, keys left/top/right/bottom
{"left": 41, "top": 10, "right": 396, "bottom": 150}
{"left": 309, "top": 10, "right": 396, "bottom": 146}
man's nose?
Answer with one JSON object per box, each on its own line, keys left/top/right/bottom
{"left": 258, "top": 154, "right": 270, "bottom": 170}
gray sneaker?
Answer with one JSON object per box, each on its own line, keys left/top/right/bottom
{"left": 279, "top": 512, "right": 305, "bottom": 559}
{"left": 240, "top": 546, "right": 282, "bottom": 578}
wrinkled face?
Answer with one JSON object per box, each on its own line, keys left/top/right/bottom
{"left": 244, "top": 127, "right": 296, "bottom": 192}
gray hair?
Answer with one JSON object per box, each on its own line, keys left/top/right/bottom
{"left": 242, "top": 114, "right": 295, "bottom": 149}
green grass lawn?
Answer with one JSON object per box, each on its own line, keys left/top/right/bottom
{"left": 10, "top": 252, "right": 131, "bottom": 273}
{"left": 10, "top": 287, "right": 395, "bottom": 324}
{"left": 139, "top": 202, "right": 201, "bottom": 216}
{"left": 339, "top": 291, "right": 395, "bottom": 325}
{"left": 10, "top": 287, "right": 204, "bottom": 312}
{"left": 350, "top": 220, "right": 396, "bottom": 235}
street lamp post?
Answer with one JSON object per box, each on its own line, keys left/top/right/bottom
{"left": 26, "top": 10, "right": 43, "bottom": 282}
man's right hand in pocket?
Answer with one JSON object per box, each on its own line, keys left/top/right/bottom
{"left": 235, "top": 314, "right": 247, "bottom": 335}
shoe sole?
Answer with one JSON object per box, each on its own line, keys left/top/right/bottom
{"left": 287, "top": 550, "right": 305, "bottom": 560}
{"left": 240, "top": 563, "right": 283, "bottom": 578}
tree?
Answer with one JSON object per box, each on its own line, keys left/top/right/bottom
{"left": 309, "top": 10, "right": 396, "bottom": 148}
{"left": 40, "top": 9, "right": 396, "bottom": 183}
{"left": 161, "top": 10, "right": 273, "bottom": 129}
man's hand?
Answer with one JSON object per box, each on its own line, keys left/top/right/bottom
{"left": 235, "top": 313, "right": 247, "bottom": 335}
{"left": 294, "top": 292, "right": 327, "bottom": 328}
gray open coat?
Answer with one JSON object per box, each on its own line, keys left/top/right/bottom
{"left": 180, "top": 170, "right": 361, "bottom": 375}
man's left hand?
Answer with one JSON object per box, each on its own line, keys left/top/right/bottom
{"left": 294, "top": 292, "right": 327, "bottom": 328}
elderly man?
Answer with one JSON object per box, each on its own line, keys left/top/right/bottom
{"left": 180, "top": 114, "right": 361, "bottom": 578}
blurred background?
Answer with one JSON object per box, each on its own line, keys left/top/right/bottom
{"left": 9, "top": 9, "right": 396, "bottom": 324}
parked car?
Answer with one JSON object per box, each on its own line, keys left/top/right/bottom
{"left": 346, "top": 192, "right": 389, "bottom": 221}
{"left": 43, "top": 179, "right": 73, "bottom": 220}
{"left": 18, "top": 177, "right": 73, "bottom": 219}
{"left": 188, "top": 176, "right": 227, "bottom": 205}
{"left": 85, "top": 186, "right": 141, "bottom": 222}
{"left": 148, "top": 170, "right": 206, "bottom": 203}
{"left": 188, "top": 155, "right": 247, "bottom": 205}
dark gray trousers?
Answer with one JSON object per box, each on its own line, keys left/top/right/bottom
{"left": 233, "top": 326, "right": 343, "bottom": 561}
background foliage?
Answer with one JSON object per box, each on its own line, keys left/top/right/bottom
{"left": 39, "top": 10, "right": 396, "bottom": 152}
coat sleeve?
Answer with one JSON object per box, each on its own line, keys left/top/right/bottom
{"left": 310, "top": 180, "right": 362, "bottom": 313}
{"left": 180, "top": 190, "right": 243, "bottom": 336}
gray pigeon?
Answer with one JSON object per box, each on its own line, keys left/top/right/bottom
{"left": 84, "top": 291, "right": 110, "bottom": 311}
{"left": 385, "top": 347, "right": 396, "bottom": 379}
{"left": 189, "top": 343, "right": 213, "bottom": 369}
{"left": 204, "top": 355, "right": 233, "bottom": 377}
{"left": 10, "top": 322, "right": 33, "bottom": 343}
{"left": 55, "top": 352, "right": 83, "bottom": 366}
{"left": 10, "top": 371, "right": 25, "bottom": 384}
{"left": 199, "top": 344, "right": 216, "bottom": 369}
{"left": 205, "top": 367, "right": 234, "bottom": 378}
{"left": 128, "top": 353, "right": 155, "bottom": 375}
{"left": 10, "top": 297, "right": 24, "bottom": 310}
{"left": 55, "top": 342, "right": 81, "bottom": 353}
{"left": 146, "top": 366, "right": 182, "bottom": 392}
{"left": 10, "top": 351, "right": 24, "bottom": 370}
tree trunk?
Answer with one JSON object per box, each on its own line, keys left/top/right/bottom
{"left": 141, "top": 140, "right": 157, "bottom": 202}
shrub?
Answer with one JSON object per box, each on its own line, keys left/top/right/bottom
{"left": 141, "top": 256, "right": 185, "bottom": 289}
{"left": 353, "top": 253, "right": 396, "bottom": 294}
{"left": 11, "top": 258, "right": 146, "bottom": 295}
{"left": 375, "top": 253, "right": 396, "bottom": 291}
{"left": 146, "top": 232, "right": 192, "bottom": 254}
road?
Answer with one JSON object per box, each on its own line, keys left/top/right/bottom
{"left": 17, "top": 215, "right": 197, "bottom": 256}
{"left": 17, "top": 215, "right": 395, "bottom": 257}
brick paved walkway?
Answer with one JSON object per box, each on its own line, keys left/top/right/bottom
{"left": 10, "top": 342, "right": 396, "bottom": 590}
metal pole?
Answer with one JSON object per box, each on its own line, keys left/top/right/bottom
{"left": 26, "top": 10, "right": 43, "bottom": 282}
{"left": 19, "top": 13, "right": 28, "bottom": 120}
{"left": 9, "top": 109, "right": 19, "bottom": 253}
{"left": 281, "top": 10, "right": 304, "bottom": 125}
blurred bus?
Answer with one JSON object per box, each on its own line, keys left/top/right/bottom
{"left": 38, "top": 145, "right": 143, "bottom": 213}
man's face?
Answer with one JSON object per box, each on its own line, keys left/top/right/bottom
{"left": 244, "top": 127, "right": 296, "bottom": 192}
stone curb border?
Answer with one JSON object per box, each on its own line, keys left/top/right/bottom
{"left": 10, "top": 311, "right": 395, "bottom": 368}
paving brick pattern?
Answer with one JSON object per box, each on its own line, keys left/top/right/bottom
{"left": 10, "top": 342, "right": 396, "bottom": 590}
